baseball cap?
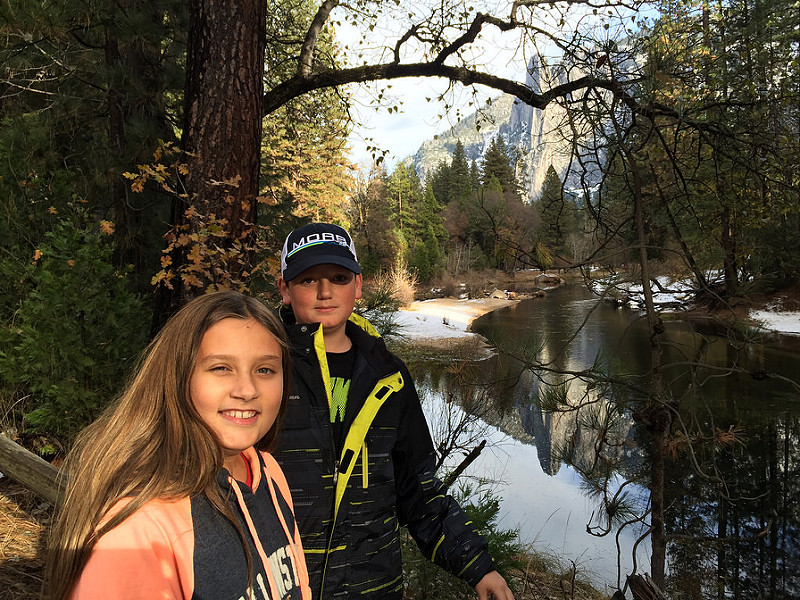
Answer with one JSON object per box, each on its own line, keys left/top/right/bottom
{"left": 280, "top": 223, "right": 361, "bottom": 282}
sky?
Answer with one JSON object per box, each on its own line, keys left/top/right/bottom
{"left": 331, "top": 3, "right": 529, "bottom": 168}
{"left": 345, "top": 79, "right": 499, "bottom": 168}
{"left": 332, "top": 2, "right": 652, "bottom": 170}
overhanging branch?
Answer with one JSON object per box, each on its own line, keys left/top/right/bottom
{"left": 264, "top": 61, "right": 611, "bottom": 114}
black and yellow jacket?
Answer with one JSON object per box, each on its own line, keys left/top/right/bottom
{"left": 274, "top": 308, "right": 495, "bottom": 599}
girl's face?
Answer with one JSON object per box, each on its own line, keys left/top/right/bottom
{"left": 190, "top": 318, "right": 284, "bottom": 469}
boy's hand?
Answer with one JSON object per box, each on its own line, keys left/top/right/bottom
{"left": 475, "top": 570, "right": 514, "bottom": 600}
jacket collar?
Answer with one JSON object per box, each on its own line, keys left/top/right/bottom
{"left": 278, "top": 306, "right": 397, "bottom": 373}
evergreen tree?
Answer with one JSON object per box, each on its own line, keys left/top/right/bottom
{"left": 260, "top": 1, "right": 353, "bottom": 228}
{"left": 350, "top": 165, "right": 402, "bottom": 275}
{"left": 0, "top": 0, "right": 185, "bottom": 293}
{"left": 480, "top": 136, "right": 520, "bottom": 200}
{"left": 429, "top": 158, "right": 454, "bottom": 206}
{"left": 449, "top": 140, "right": 472, "bottom": 203}
{"left": 387, "top": 163, "right": 423, "bottom": 232}
{"left": 409, "top": 182, "right": 447, "bottom": 281}
{"left": 537, "top": 165, "right": 566, "bottom": 254}
{"left": 469, "top": 160, "right": 481, "bottom": 193}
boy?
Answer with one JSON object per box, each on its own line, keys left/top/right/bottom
{"left": 274, "top": 222, "right": 514, "bottom": 600}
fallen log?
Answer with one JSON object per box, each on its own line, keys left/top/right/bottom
{"left": 0, "top": 434, "right": 63, "bottom": 506}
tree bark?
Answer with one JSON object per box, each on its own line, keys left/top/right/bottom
{"left": 0, "top": 435, "right": 63, "bottom": 506}
{"left": 151, "top": 0, "right": 266, "bottom": 333}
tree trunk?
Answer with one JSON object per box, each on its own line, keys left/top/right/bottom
{"left": 626, "top": 142, "right": 670, "bottom": 587}
{"left": 720, "top": 206, "right": 738, "bottom": 297}
{"left": 151, "top": 0, "right": 266, "bottom": 334}
{"left": 104, "top": 1, "right": 178, "bottom": 280}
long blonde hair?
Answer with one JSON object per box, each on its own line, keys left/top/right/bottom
{"left": 44, "top": 291, "right": 291, "bottom": 600}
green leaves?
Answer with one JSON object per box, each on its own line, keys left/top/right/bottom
{"left": 0, "top": 205, "right": 148, "bottom": 444}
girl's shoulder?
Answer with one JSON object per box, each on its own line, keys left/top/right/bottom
{"left": 93, "top": 496, "right": 194, "bottom": 553}
{"left": 74, "top": 497, "right": 195, "bottom": 599}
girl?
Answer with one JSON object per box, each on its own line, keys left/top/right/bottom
{"left": 45, "top": 291, "right": 311, "bottom": 600}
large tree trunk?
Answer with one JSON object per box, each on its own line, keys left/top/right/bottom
{"left": 151, "top": 0, "right": 266, "bottom": 334}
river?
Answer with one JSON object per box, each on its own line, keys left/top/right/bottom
{"left": 404, "top": 285, "right": 800, "bottom": 598}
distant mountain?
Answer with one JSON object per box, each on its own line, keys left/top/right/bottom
{"left": 411, "top": 94, "right": 515, "bottom": 178}
{"left": 411, "top": 56, "right": 603, "bottom": 203}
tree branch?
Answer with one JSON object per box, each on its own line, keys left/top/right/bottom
{"left": 265, "top": 61, "right": 612, "bottom": 114}
{"left": 298, "top": 0, "right": 340, "bottom": 77}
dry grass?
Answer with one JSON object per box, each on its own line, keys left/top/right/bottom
{"left": 0, "top": 480, "right": 51, "bottom": 600}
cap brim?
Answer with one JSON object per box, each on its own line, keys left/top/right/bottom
{"left": 283, "top": 255, "right": 361, "bottom": 282}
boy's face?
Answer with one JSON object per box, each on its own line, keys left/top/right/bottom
{"left": 279, "top": 264, "right": 362, "bottom": 335}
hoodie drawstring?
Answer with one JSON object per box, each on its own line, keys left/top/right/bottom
{"left": 228, "top": 454, "right": 309, "bottom": 600}
{"left": 230, "top": 479, "right": 281, "bottom": 600}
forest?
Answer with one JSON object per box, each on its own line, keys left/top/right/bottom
{"left": 1, "top": 0, "right": 799, "bottom": 597}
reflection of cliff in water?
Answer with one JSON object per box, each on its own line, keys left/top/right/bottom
{"left": 407, "top": 286, "right": 800, "bottom": 599}
{"left": 413, "top": 353, "right": 637, "bottom": 479}
{"left": 508, "top": 366, "right": 636, "bottom": 477}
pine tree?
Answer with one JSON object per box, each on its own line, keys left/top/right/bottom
{"left": 537, "top": 165, "right": 566, "bottom": 254}
{"left": 0, "top": 0, "right": 185, "bottom": 291}
{"left": 480, "top": 136, "right": 520, "bottom": 200}
{"left": 429, "top": 159, "right": 454, "bottom": 207}
{"left": 260, "top": 1, "right": 353, "bottom": 227}
{"left": 450, "top": 140, "right": 472, "bottom": 203}
{"left": 409, "top": 182, "right": 447, "bottom": 281}
{"left": 387, "top": 163, "right": 423, "bottom": 231}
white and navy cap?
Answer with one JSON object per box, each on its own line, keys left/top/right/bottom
{"left": 280, "top": 223, "right": 361, "bottom": 282}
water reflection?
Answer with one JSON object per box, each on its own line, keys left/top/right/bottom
{"left": 404, "top": 286, "right": 800, "bottom": 598}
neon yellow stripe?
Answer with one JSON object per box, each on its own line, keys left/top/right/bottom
{"left": 313, "top": 326, "right": 333, "bottom": 409}
{"left": 457, "top": 554, "right": 480, "bottom": 577}
{"left": 348, "top": 312, "right": 380, "bottom": 338}
{"left": 431, "top": 534, "right": 445, "bottom": 561}
{"left": 362, "top": 442, "right": 368, "bottom": 488}
{"left": 333, "top": 372, "right": 403, "bottom": 523}
{"left": 361, "top": 575, "right": 403, "bottom": 594}
{"left": 305, "top": 544, "right": 347, "bottom": 555}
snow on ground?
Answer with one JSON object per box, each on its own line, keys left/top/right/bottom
{"left": 749, "top": 310, "right": 800, "bottom": 336}
{"left": 394, "top": 297, "right": 516, "bottom": 340}
{"left": 590, "top": 274, "right": 699, "bottom": 310}
{"left": 592, "top": 273, "right": 800, "bottom": 337}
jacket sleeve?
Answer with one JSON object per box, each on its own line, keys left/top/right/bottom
{"left": 391, "top": 361, "right": 495, "bottom": 588}
{"left": 70, "top": 499, "right": 194, "bottom": 600}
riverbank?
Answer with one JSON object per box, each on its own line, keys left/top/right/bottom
{"left": 387, "top": 296, "right": 521, "bottom": 361}
{"left": 397, "top": 297, "right": 516, "bottom": 338}
{"left": 399, "top": 273, "right": 800, "bottom": 348}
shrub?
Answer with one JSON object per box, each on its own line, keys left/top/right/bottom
{"left": 0, "top": 207, "right": 148, "bottom": 448}
{"left": 401, "top": 483, "right": 524, "bottom": 599}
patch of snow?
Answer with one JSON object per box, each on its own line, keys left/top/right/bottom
{"left": 395, "top": 310, "right": 474, "bottom": 339}
{"left": 749, "top": 310, "right": 800, "bottom": 336}
{"left": 590, "top": 274, "right": 698, "bottom": 311}
{"left": 393, "top": 298, "right": 515, "bottom": 341}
